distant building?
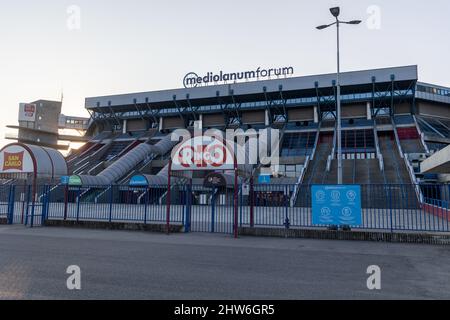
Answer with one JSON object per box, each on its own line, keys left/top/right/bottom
{"left": 6, "top": 100, "right": 90, "bottom": 150}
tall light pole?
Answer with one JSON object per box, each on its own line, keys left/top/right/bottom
{"left": 317, "top": 7, "right": 361, "bottom": 185}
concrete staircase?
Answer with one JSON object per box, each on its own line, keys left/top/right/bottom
{"left": 321, "top": 159, "right": 385, "bottom": 185}
{"left": 296, "top": 135, "right": 333, "bottom": 206}
{"left": 378, "top": 135, "right": 411, "bottom": 184}
{"left": 375, "top": 133, "right": 419, "bottom": 209}
{"left": 302, "top": 136, "right": 334, "bottom": 185}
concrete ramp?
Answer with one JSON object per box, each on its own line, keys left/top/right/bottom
{"left": 421, "top": 145, "right": 450, "bottom": 174}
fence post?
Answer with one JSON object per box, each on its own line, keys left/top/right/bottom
{"left": 41, "top": 185, "right": 48, "bottom": 225}
{"left": 284, "top": 185, "right": 290, "bottom": 229}
{"left": 166, "top": 160, "right": 172, "bottom": 235}
{"left": 233, "top": 163, "right": 238, "bottom": 238}
{"left": 211, "top": 187, "right": 216, "bottom": 233}
{"left": 239, "top": 184, "right": 243, "bottom": 227}
{"left": 76, "top": 186, "right": 81, "bottom": 222}
{"left": 389, "top": 185, "right": 393, "bottom": 233}
{"left": 63, "top": 184, "right": 68, "bottom": 221}
{"left": 7, "top": 185, "right": 15, "bottom": 225}
{"left": 108, "top": 185, "right": 113, "bottom": 223}
{"left": 46, "top": 185, "right": 51, "bottom": 222}
{"left": 143, "top": 188, "right": 149, "bottom": 224}
{"left": 250, "top": 177, "right": 254, "bottom": 228}
{"left": 184, "top": 184, "right": 191, "bottom": 233}
{"left": 30, "top": 186, "right": 36, "bottom": 228}
{"left": 24, "top": 185, "right": 31, "bottom": 226}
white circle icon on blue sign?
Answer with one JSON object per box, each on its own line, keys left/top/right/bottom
{"left": 331, "top": 190, "right": 341, "bottom": 201}
{"left": 342, "top": 207, "right": 352, "bottom": 217}
{"left": 321, "top": 207, "right": 332, "bottom": 217}
{"left": 316, "top": 191, "right": 326, "bottom": 201}
{"left": 346, "top": 190, "right": 357, "bottom": 202}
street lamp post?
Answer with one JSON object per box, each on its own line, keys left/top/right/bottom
{"left": 317, "top": 7, "right": 361, "bottom": 185}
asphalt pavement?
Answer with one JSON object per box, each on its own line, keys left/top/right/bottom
{"left": 0, "top": 225, "right": 449, "bottom": 300}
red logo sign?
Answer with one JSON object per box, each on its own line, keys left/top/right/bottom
{"left": 171, "top": 136, "right": 235, "bottom": 171}
{"left": 177, "top": 143, "right": 227, "bottom": 168}
{"left": 3, "top": 152, "right": 24, "bottom": 171}
{"left": 23, "top": 104, "right": 36, "bottom": 117}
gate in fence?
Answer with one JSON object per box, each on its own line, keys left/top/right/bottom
{"left": 186, "top": 185, "right": 236, "bottom": 234}
{"left": 0, "top": 185, "right": 48, "bottom": 227}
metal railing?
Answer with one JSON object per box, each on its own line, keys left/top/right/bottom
{"left": 326, "top": 124, "right": 338, "bottom": 172}
{"left": 413, "top": 115, "right": 431, "bottom": 154}
{"left": 243, "top": 184, "right": 449, "bottom": 233}
{"left": 1, "top": 183, "right": 449, "bottom": 234}
{"left": 392, "top": 118, "right": 425, "bottom": 203}
{"left": 373, "top": 122, "right": 384, "bottom": 172}
{"left": 291, "top": 156, "right": 309, "bottom": 207}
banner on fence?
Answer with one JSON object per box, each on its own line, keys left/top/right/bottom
{"left": 312, "top": 185, "right": 362, "bottom": 226}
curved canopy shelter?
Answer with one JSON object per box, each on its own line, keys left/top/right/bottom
{"left": 129, "top": 174, "right": 171, "bottom": 187}
{"left": 0, "top": 143, "right": 68, "bottom": 183}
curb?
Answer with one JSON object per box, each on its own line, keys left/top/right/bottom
{"left": 238, "top": 227, "right": 450, "bottom": 245}
{"left": 44, "top": 220, "right": 183, "bottom": 233}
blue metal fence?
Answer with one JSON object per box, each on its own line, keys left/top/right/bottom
{"left": 245, "top": 184, "right": 450, "bottom": 233}
{"left": 46, "top": 185, "right": 185, "bottom": 225}
{"left": 0, "top": 183, "right": 449, "bottom": 234}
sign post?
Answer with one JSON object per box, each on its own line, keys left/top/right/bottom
{"left": 250, "top": 177, "right": 254, "bottom": 228}
{"left": 166, "top": 159, "right": 172, "bottom": 235}
{"left": 233, "top": 157, "right": 238, "bottom": 239}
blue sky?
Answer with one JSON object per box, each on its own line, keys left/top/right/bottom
{"left": 0, "top": 0, "right": 449, "bottom": 146}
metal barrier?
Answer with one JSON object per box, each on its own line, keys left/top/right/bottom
{"left": 0, "top": 184, "right": 48, "bottom": 227}
{"left": 0, "top": 183, "right": 449, "bottom": 233}
{"left": 46, "top": 185, "right": 184, "bottom": 225}
{"left": 246, "top": 184, "right": 450, "bottom": 233}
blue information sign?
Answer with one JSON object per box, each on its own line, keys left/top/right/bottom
{"left": 129, "top": 175, "right": 149, "bottom": 187}
{"left": 60, "top": 176, "right": 70, "bottom": 185}
{"left": 258, "top": 175, "right": 271, "bottom": 184}
{"left": 312, "top": 185, "right": 362, "bottom": 226}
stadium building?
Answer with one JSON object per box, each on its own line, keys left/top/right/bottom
{"left": 0, "top": 65, "right": 449, "bottom": 215}
{"left": 77, "top": 65, "right": 449, "bottom": 186}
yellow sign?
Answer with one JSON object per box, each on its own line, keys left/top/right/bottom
{"left": 3, "top": 152, "right": 24, "bottom": 171}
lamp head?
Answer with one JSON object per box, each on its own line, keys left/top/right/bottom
{"left": 316, "top": 24, "right": 330, "bottom": 30}
{"left": 330, "top": 7, "right": 340, "bottom": 18}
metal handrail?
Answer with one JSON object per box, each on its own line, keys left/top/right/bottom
{"left": 373, "top": 120, "right": 384, "bottom": 171}
{"left": 391, "top": 118, "right": 404, "bottom": 159}
{"left": 291, "top": 155, "right": 310, "bottom": 207}
{"left": 326, "top": 124, "right": 338, "bottom": 172}
{"left": 413, "top": 114, "right": 430, "bottom": 154}
{"left": 392, "top": 118, "right": 424, "bottom": 204}
{"left": 309, "top": 121, "right": 322, "bottom": 161}
{"left": 137, "top": 189, "right": 149, "bottom": 204}
{"left": 94, "top": 186, "right": 111, "bottom": 204}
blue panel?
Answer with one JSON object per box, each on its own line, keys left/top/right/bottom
{"left": 312, "top": 185, "right": 362, "bottom": 226}
{"left": 130, "top": 175, "right": 149, "bottom": 187}
{"left": 60, "top": 176, "right": 70, "bottom": 185}
{"left": 258, "top": 175, "right": 271, "bottom": 184}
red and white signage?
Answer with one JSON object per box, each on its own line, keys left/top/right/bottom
{"left": 171, "top": 136, "right": 235, "bottom": 171}
{"left": 0, "top": 145, "right": 34, "bottom": 173}
{"left": 19, "top": 103, "right": 37, "bottom": 122}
